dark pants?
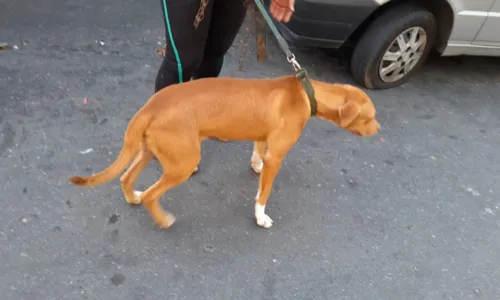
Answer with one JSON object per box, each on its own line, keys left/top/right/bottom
{"left": 155, "top": 0, "right": 248, "bottom": 92}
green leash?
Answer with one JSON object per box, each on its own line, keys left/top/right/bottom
{"left": 253, "top": 0, "right": 317, "bottom": 116}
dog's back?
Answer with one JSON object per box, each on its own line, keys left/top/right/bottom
{"left": 143, "top": 76, "right": 310, "bottom": 141}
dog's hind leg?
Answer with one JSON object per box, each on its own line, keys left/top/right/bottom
{"left": 140, "top": 132, "right": 201, "bottom": 228}
{"left": 120, "top": 142, "right": 153, "bottom": 205}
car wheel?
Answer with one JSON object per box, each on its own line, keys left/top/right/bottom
{"left": 350, "top": 4, "right": 437, "bottom": 89}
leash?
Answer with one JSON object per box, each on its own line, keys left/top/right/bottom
{"left": 253, "top": 0, "right": 317, "bottom": 116}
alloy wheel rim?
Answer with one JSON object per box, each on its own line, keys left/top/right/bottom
{"left": 378, "top": 26, "right": 427, "bottom": 83}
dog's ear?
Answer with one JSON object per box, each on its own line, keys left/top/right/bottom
{"left": 339, "top": 101, "right": 361, "bottom": 127}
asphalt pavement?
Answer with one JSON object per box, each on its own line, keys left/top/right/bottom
{"left": 1, "top": 1, "right": 500, "bottom": 299}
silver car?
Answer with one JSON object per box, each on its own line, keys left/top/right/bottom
{"left": 270, "top": 0, "right": 500, "bottom": 89}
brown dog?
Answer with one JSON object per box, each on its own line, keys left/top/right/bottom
{"left": 69, "top": 75, "right": 380, "bottom": 229}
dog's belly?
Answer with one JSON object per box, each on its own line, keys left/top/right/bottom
{"left": 201, "top": 129, "right": 267, "bottom": 142}
{"left": 200, "top": 121, "right": 269, "bottom": 142}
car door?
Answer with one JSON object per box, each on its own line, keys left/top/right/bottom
{"left": 473, "top": 0, "right": 500, "bottom": 46}
{"left": 448, "top": 0, "right": 492, "bottom": 42}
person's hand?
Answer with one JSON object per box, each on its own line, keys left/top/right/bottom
{"left": 269, "top": 0, "right": 295, "bottom": 23}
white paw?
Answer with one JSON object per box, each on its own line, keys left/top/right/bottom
{"left": 157, "top": 212, "right": 176, "bottom": 229}
{"left": 251, "top": 160, "right": 263, "bottom": 173}
{"left": 256, "top": 213, "right": 274, "bottom": 228}
{"left": 132, "top": 190, "right": 143, "bottom": 204}
{"left": 251, "top": 152, "right": 263, "bottom": 174}
{"left": 255, "top": 202, "right": 273, "bottom": 228}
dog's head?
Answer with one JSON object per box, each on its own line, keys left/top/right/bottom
{"left": 317, "top": 83, "right": 380, "bottom": 137}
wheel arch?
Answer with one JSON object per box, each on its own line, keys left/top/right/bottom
{"left": 345, "top": 0, "right": 455, "bottom": 53}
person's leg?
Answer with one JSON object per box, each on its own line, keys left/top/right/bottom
{"left": 192, "top": 0, "right": 248, "bottom": 79}
{"left": 155, "top": 0, "right": 215, "bottom": 93}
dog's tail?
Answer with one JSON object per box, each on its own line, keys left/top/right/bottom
{"left": 69, "top": 109, "right": 151, "bottom": 187}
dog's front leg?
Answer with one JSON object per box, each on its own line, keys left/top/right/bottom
{"left": 254, "top": 137, "right": 295, "bottom": 228}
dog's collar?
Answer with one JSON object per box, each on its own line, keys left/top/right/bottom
{"left": 296, "top": 69, "right": 317, "bottom": 117}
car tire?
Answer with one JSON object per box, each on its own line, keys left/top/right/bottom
{"left": 350, "top": 4, "right": 437, "bottom": 89}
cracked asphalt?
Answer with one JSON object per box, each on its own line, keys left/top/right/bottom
{"left": 1, "top": 0, "right": 500, "bottom": 299}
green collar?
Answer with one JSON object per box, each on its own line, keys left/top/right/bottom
{"left": 295, "top": 69, "right": 317, "bottom": 117}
